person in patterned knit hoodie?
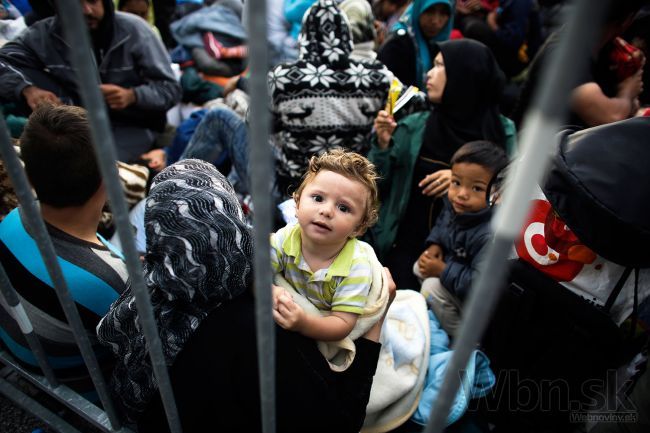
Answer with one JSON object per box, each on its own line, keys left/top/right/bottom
{"left": 268, "top": 0, "right": 391, "bottom": 198}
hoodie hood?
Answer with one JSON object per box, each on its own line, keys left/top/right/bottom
{"left": 298, "top": 0, "right": 353, "bottom": 68}
{"left": 54, "top": 0, "right": 115, "bottom": 61}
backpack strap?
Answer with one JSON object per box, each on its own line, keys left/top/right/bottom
{"left": 603, "top": 266, "right": 633, "bottom": 313}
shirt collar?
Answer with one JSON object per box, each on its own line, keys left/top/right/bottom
{"left": 282, "top": 224, "right": 356, "bottom": 281}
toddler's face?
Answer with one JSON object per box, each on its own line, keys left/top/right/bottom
{"left": 296, "top": 170, "right": 367, "bottom": 249}
{"left": 448, "top": 163, "right": 492, "bottom": 214}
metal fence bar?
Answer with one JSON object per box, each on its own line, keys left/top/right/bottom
{"left": 0, "top": 113, "right": 123, "bottom": 429}
{"left": 0, "top": 262, "right": 59, "bottom": 387}
{"left": 0, "top": 350, "right": 133, "bottom": 433}
{"left": 245, "top": 0, "right": 276, "bottom": 432}
{"left": 52, "top": 0, "right": 183, "bottom": 431}
{"left": 423, "top": 0, "right": 612, "bottom": 431}
{"left": 0, "top": 377, "right": 82, "bottom": 433}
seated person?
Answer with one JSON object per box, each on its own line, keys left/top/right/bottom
{"left": 370, "top": 39, "right": 512, "bottom": 290}
{"left": 512, "top": 0, "right": 647, "bottom": 128}
{"left": 0, "top": 104, "right": 128, "bottom": 392}
{"left": 271, "top": 149, "right": 381, "bottom": 342}
{"left": 377, "top": 0, "right": 454, "bottom": 88}
{"left": 415, "top": 141, "right": 507, "bottom": 337}
{"left": 269, "top": 0, "right": 390, "bottom": 196}
{"left": 0, "top": 0, "right": 181, "bottom": 163}
{"left": 97, "top": 158, "right": 394, "bottom": 432}
{"left": 461, "top": 0, "right": 542, "bottom": 79}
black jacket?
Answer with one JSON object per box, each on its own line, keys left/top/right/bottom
{"left": 426, "top": 197, "right": 493, "bottom": 300}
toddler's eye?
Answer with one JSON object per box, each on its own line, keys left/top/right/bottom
{"left": 473, "top": 186, "right": 485, "bottom": 193}
{"left": 338, "top": 204, "right": 350, "bottom": 213}
{"left": 312, "top": 194, "right": 323, "bottom": 202}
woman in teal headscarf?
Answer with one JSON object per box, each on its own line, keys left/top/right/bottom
{"left": 378, "top": 0, "right": 454, "bottom": 88}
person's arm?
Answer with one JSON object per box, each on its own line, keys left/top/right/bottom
{"left": 273, "top": 296, "right": 359, "bottom": 340}
{"left": 571, "top": 67, "right": 644, "bottom": 126}
{"left": 373, "top": 109, "right": 397, "bottom": 150}
{"left": 99, "top": 83, "right": 136, "bottom": 110}
{"left": 419, "top": 169, "right": 452, "bottom": 198}
{"left": 126, "top": 21, "right": 181, "bottom": 111}
{"left": 21, "top": 85, "right": 62, "bottom": 110}
{"left": 0, "top": 29, "right": 46, "bottom": 102}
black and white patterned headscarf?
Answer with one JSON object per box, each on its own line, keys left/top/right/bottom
{"left": 97, "top": 159, "right": 253, "bottom": 420}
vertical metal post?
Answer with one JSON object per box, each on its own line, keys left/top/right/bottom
{"left": 0, "top": 262, "right": 59, "bottom": 387}
{"left": 53, "top": 0, "right": 182, "bottom": 431}
{"left": 245, "top": 0, "right": 276, "bottom": 432}
{"left": 423, "top": 0, "right": 612, "bottom": 431}
{"left": 0, "top": 112, "right": 122, "bottom": 429}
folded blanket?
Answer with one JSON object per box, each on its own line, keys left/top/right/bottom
{"left": 362, "top": 290, "right": 430, "bottom": 433}
{"left": 274, "top": 240, "right": 388, "bottom": 371}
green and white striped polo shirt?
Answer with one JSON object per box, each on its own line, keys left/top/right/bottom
{"left": 271, "top": 223, "right": 372, "bottom": 314}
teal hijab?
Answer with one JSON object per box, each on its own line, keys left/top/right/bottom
{"left": 392, "top": 0, "right": 454, "bottom": 88}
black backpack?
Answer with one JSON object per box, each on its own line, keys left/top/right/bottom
{"left": 480, "top": 118, "right": 650, "bottom": 431}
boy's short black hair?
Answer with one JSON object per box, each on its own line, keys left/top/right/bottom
{"left": 450, "top": 140, "right": 508, "bottom": 176}
{"left": 20, "top": 105, "right": 102, "bottom": 208}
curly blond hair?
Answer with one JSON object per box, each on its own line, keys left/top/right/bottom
{"left": 293, "top": 148, "right": 380, "bottom": 235}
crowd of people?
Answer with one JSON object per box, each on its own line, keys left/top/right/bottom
{"left": 0, "top": 0, "right": 649, "bottom": 432}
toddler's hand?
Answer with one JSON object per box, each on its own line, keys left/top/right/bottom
{"left": 272, "top": 284, "right": 291, "bottom": 309}
{"left": 273, "top": 293, "right": 305, "bottom": 332}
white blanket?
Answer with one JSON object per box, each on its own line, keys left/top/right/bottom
{"left": 362, "top": 290, "right": 431, "bottom": 433}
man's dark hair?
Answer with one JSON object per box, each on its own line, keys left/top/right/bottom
{"left": 20, "top": 105, "right": 102, "bottom": 208}
{"left": 450, "top": 140, "right": 508, "bottom": 176}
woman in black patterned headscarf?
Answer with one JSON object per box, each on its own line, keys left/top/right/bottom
{"left": 97, "top": 159, "right": 253, "bottom": 420}
{"left": 100, "top": 159, "right": 393, "bottom": 432}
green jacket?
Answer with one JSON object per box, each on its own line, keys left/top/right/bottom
{"left": 367, "top": 111, "right": 430, "bottom": 260}
{"left": 367, "top": 111, "right": 516, "bottom": 261}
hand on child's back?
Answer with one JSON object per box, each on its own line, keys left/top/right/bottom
{"left": 418, "top": 244, "right": 446, "bottom": 278}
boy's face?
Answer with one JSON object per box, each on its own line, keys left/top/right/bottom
{"left": 448, "top": 163, "right": 492, "bottom": 214}
{"left": 296, "top": 170, "right": 367, "bottom": 249}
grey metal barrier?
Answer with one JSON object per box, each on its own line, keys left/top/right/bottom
{"left": 244, "top": 0, "right": 277, "bottom": 431}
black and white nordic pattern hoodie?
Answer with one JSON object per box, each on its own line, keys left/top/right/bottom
{"left": 268, "top": 0, "right": 391, "bottom": 190}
